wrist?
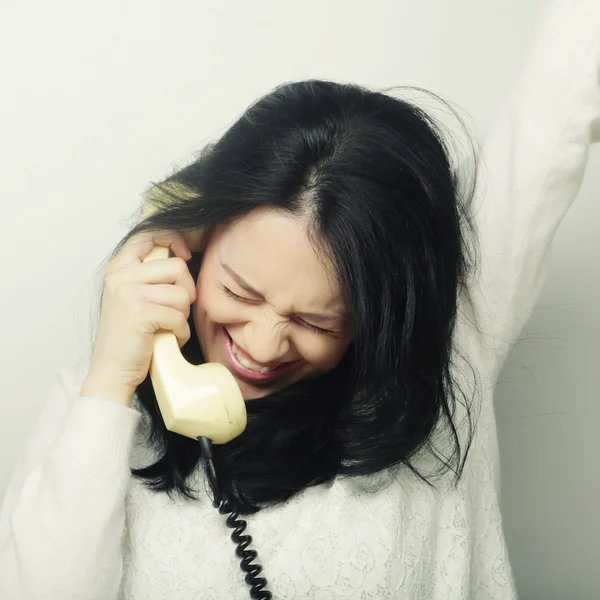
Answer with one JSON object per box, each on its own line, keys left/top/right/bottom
{"left": 81, "top": 371, "right": 136, "bottom": 407}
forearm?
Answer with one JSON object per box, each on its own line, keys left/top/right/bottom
{"left": 468, "top": 0, "right": 600, "bottom": 379}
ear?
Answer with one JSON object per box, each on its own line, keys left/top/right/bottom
{"left": 144, "top": 181, "right": 206, "bottom": 253}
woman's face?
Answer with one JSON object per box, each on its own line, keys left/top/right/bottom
{"left": 192, "top": 207, "right": 352, "bottom": 400}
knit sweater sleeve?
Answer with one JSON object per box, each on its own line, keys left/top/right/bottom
{"left": 465, "top": 0, "right": 600, "bottom": 381}
{"left": 0, "top": 365, "right": 141, "bottom": 600}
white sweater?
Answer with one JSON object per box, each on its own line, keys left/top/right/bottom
{"left": 2, "top": 1, "right": 599, "bottom": 598}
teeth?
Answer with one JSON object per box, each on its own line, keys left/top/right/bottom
{"left": 231, "top": 341, "right": 277, "bottom": 373}
{"left": 239, "top": 357, "right": 271, "bottom": 374}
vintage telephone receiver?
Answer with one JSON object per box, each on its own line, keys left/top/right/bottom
{"left": 140, "top": 186, "right": 246, "bottom": 445}
{"left": 142, "top": 241, "right": 246, "bottom": 445}
{"left": 141, "top": 186, "right": 273, "bottom": 600}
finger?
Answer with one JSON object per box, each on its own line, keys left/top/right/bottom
{"left": 111, "top": 230, "right": 190, "bottom": 270}
{"left": 142, "top": 304, "right": 191, "bottom": 344}
{"left": 142, "top": 283, "right": 194, "bottom": 314}
{"left": 129, "top": 261, "right": 197, "bottom": 302}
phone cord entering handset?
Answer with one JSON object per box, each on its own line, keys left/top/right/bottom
{"left": 197, "top": 436, "right": 273, "bottom": 600}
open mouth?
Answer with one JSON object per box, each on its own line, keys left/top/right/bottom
{"left": 223, "top": 328, "right": 294, "bottom": 384}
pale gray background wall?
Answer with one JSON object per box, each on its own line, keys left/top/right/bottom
{"left": 1, "top": 1, "right": 598, "bottom": 597}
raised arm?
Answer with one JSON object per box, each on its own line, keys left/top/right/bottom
{"left": 0, "top": 365, "right": 141, "bottom": 600}
{"left": 465, "top": 0, "right": 600, "bottom": 381}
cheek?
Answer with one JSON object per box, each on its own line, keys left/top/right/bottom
{"left": 194, "top": 282, "right": 242, "bottom": 328}
{"left": 296, "top": 336, "right": 350, "bottom": 371}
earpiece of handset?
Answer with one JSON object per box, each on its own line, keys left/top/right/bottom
{"left": 142, "top": 244, "right": 247, "bottom": 444}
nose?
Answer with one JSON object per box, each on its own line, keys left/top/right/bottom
{"left": 242, "top": 318, "right": 291, "bottom": 366}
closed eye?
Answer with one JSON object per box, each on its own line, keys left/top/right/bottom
{"left": 297, "top": 320, "right": 333, "bottom": 335}
{"left": 221, "top": 285, "right": 254, "bottom": 303}
{"left": 221, "top": 285, "right": 335, "bottom": 336}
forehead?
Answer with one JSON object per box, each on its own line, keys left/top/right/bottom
{"left": 214, "top": 208, "right": 343, "bottom": 313}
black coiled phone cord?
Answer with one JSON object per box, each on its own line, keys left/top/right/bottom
{"left": 198, "top": 436, "right": 273, "bottom": 600}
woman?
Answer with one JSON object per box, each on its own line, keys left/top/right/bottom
{"left": 1, "top": 0, "right": 598, "bottom": 598}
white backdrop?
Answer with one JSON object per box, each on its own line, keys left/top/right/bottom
{"left": 1, "top": 1, "right": 598, "bottom": 597}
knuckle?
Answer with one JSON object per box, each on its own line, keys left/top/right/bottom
{"left": 137, "top": 307, "right": 155, "bottom": 332}
{"left": 104, "top": 272, "right": 121, "bottom": 294}
{"left": 178, "top": 286, "right": 192, "bottom": 304}
{"left": 106, "top": 257, "right": 120, "bottom": 273}
{"left": 173, "top": 256, "right": 188, "bottom": 272}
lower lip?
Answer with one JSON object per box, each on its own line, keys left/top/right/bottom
{"left": 223, "top": 328, "right": 293, "bottom": 383}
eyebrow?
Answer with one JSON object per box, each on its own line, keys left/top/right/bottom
{"left": 221, "top": 262, "right": 346, "bottom": 323}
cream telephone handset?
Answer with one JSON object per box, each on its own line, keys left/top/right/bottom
{"left": 141, "top": 190, "right": 247, "bottom": 445}
{"left": 142, "top": 244, "right": 246, "bottom": 444}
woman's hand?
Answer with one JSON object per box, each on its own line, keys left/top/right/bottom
{"left": 81, "top": 230, "right": 196, "bottom": 406}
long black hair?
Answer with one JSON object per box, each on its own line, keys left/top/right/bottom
{"left": 99, "top": 80, "right": 481, "bottom": 515}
